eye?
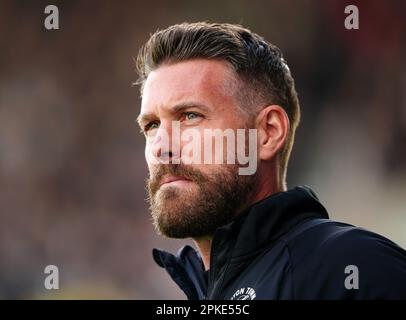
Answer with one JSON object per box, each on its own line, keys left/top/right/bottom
{"left": 144, "top": 121, "right": 159, "bottom": 133}
{"left": 183, "top": 112, "right": 202, "bottom": 121}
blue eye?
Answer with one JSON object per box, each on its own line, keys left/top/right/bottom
{"left": 144, "top": 121, "right": 159, "bottom": 132}
{"left": 185, "top": 112, "right": 200, "bottom": 120}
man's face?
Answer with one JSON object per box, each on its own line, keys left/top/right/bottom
{"left": 139, "top": 59, "right": 257, "bottom": 238}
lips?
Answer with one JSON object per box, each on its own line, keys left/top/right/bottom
{"left": 159, "top": 175, "right": 191, "bottom": 186}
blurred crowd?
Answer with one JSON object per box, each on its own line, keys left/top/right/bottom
{"left": 0, "top": 0, "right": 405, "bottom": 299}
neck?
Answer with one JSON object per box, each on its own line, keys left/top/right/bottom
{"left": 193, "top": 172, "right": 285, "bottom": 271}
{"left": 193, "top": 236, "right": 212, "bottom": 271}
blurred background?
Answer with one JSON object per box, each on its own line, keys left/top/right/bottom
{"left": 0, "top": 0, "right": 405, "bottom": 299}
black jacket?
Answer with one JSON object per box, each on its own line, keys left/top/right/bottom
{"left": 153, "top": 186, "right": 406, "bottom": 299}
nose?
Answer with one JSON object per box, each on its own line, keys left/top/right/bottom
{"left": 149, "top": 121, "right": 180, "bottom": 164}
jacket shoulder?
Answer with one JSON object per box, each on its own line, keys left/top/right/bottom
{"left": 286, "top": 220, "right": 406, "bottom": 299}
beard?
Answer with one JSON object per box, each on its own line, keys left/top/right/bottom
{"left": 147, "top": 163, "right": 256, "bottom": 239}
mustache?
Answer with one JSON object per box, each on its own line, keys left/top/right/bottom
{"left": 147, "top": 164, "right": 208, "bottom": 195}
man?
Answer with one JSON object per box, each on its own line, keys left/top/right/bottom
{"left": 135, "top": 22, "right": 406, "bottom": 299}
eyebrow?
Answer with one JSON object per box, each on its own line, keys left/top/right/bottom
{"left": 136, "top": 101, "right": 210, "bottom": 129}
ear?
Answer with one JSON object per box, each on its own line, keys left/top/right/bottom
{"left": 256, "top": 105, "right": 289, "bottom": 161}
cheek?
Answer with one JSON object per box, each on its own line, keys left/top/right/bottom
{"left": 145, "top": 141, "right": 151, "bottom": 158}
{"left": 145, "top": 140, "right": 154, "bottom": 169}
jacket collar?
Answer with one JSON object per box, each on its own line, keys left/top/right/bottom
{"left": 152, "top": 185, "right": 329, "bottom": 299}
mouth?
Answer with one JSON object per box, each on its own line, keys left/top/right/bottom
{"left": 159, "top": 175, "right": 192, "bottom": 187}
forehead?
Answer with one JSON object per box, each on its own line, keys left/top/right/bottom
{"left": 141, "top": 59, "right": 237, "bottom": 113}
